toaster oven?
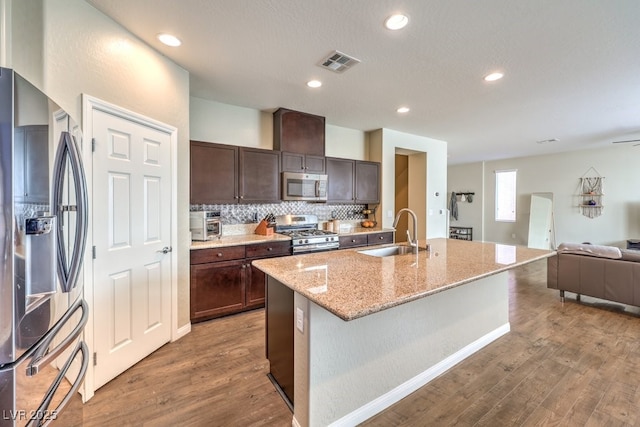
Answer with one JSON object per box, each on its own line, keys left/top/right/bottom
{"left": 190, "top": 211, "right": 222, "bottom": 241}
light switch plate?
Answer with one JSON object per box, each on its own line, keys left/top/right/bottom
{"left": 296, "top": 307, "right": 304, "bottom": 333}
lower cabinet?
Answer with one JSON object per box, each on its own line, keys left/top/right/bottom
{"left": 190, "top": 241, "right": 290, "bottom": 322}
{"left": 339, "top": 231, "right": 395, "bottom": 250}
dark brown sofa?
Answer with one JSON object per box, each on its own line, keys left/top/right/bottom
{"left": 547, "top": 243, "right": 640, "bottom": 306}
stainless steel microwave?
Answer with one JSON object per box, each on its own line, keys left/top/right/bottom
{"left": 282, "top": 172, "right": 328, "bottom": 202}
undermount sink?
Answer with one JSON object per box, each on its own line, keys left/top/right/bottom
{"left": 358, "top": 245, "right": 426, "bottom": 257}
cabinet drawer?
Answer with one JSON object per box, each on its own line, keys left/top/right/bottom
{"left": 246, "top": 241, "right": 291, "bottom": 258}
{"left": 190, "top": 246, "right": 246, "bottom": 265}
{"left": 339, "top": 234, "right": 368, "bottom": 249}
{"left": 367, "top": 232, "right": 394, "bottom": 245}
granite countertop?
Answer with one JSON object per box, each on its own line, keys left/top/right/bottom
{"left": 190, "top": 233, "right": 291, "bottom": 249}
{"left": 190, "top": 227, "right": 395, "bottom": 249}
{"left": 252, "top": 238, "right": 555, "bottom": 321}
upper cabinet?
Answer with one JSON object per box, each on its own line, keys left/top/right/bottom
{"left": 239, "top": 147, "right": 281, "bottom": 203}
{"left": 273, "top": 108, "right": 325, "bottom": 157}
{"left": 190, "top": 141, "right": 238, "bottom": 204}
{"left": 326, "top": 157, "right": 380, "bottom": 204}
{"left": 354, "top": 161, "right": 380, "bottom": 204}
{"left": 326, "top": 157, "right": 355, "bottom": 203}
{"left": 281, "top": 152, "right": 326, "bottom": 174}
{"left": 190, "top": 141, "right": 281, "bottom": 204}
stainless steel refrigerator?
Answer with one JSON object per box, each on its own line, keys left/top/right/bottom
{"left": 0, "top": 68, "right": 89, "bottom": 426}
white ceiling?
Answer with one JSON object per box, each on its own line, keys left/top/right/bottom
{"left": 86, "top": 0, "right": 640, "bottom": 164}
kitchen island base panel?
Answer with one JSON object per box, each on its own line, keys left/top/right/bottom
{"left": 290, "top": 272, "right": 509, "bottom": 427}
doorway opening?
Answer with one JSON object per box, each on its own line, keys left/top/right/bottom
{"left": 394, "top": 149, "right": 427, "bottom": 240}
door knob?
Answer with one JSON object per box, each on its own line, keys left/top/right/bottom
{"left": 157, "top": 246, "right": 172, "bottom": 254}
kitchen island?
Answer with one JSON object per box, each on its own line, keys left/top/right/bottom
{"left": 252, "top": 238, "right": 554, "bottom": 427}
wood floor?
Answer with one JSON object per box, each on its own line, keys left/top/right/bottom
{"left": 82, "top": 260, "right": 640, "bottom": 426}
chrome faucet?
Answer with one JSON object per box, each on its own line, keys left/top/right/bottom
{"left": 393, "top": 208, "right": 418, "bottom": 249}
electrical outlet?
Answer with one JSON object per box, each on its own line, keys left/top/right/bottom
{"left": 296, "top": 307, "right": 304, "bottom": 333}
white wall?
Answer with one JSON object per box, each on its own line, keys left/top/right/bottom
{"left": 370, "top": 129, "right": 448, "bottom": 237}
{"left": 449, "top": 145, "right": 640, "bottom": 247}
{"left": 189, "top": 97, "right": 368, "bottom": 159}
{"left": 7, "top": 0, "right": 192, "bottom": 328}
{"left": 447, "top": 162, "right": 484, "bottom": 241}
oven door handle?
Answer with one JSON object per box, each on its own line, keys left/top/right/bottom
{"left": 315, "top": 180, "right": 320, "bottom": 198}
{"left": 27, "top": 340, "right": 88, "bottom": 427}
{"left": 27, "top": 298, "right": 88, "bottom": 376}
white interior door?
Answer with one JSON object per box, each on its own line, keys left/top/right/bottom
{"left": 91, "top": 108, "right": 172, "bottom": 390}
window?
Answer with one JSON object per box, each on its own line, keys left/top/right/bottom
{"left": 495, "top": 169, "right": 517, "bottom": 222}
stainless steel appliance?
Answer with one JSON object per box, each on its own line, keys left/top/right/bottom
{"left": 0, "top": 68, "right": 89, "bottom": 426}
{"left": 274, "top": 214, "right": 339, "bottom": 253}
{"left": 189, "top": 211, "right": 222, "bottom": 241}
{"left": 281, "top": 172, "right": 328, "bottom": 202}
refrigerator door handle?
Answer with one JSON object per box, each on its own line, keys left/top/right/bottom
{"left": 26, "top": 298, "right": 88, "bottom": 376}
{"left": 52, "top": 131, "right": 89, "bottom": 293}
{"left": 26, "top": 341, "right": 88, "bottom": 427}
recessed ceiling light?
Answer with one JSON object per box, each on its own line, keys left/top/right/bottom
{"left": 307, "top": 80, "right": 322, "bottom": 88}
{"left": 397, "top": 106, "right": 410, "bottom": 113}
{"left": 157, "top": 33, "right": 181, "bottom": 47}
{"left": 385, "top": 14, "right": 409, "bottom": 30}
{"left": 484, "top": 72, "right": 504, "bottom": 82}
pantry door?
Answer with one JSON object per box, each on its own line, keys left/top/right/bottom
{"left": 87, "top": 99, "right": 175, "bottom": 391}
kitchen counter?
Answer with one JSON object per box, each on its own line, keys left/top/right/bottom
{"left": 256, "top": 238, "right": 555, "bottom": 426}
{"left": 252, "top": 237, "right": 553, "bottom": 321}
{"left": 189, "top": 226, "right": 394, "bottom": 250}
{"left": 190, "top": 233, "right": 291, "bottom": 249}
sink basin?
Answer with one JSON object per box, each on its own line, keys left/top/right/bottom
{"left": 358, "top": 245, "right": 426, "bottom": 257}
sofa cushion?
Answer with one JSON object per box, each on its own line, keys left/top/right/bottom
{"left": 557, "top": 243, "right": 622, "bottom": 259}
{"left": 620, "top": 249, "right": 640, "bottom": 262}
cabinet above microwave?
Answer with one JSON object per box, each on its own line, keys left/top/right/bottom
{"left": 273, "top": 108, "right": 325, "bottom": 157}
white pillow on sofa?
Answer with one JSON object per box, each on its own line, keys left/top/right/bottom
{"left": 557, "top": 243, "right": 622, "bottom": 259}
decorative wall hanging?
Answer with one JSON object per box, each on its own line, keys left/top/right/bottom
{"left": 577, "top": 167, "right": 604, "bottom": 219}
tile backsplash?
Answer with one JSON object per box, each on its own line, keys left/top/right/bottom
{"left": 190, "top": 201, "right": 369, "bottom": 225}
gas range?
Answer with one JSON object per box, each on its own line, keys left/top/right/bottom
{"left": 274, "top": 214, "right": 340, "bottom": 254}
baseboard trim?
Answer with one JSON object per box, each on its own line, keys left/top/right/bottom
{"left": 328, "top": 322, "right": 511, "bottom": 427}
{"left": 173, "top": 322, "right": 191, "bottom": 341}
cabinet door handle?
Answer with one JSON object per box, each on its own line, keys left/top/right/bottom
{"left": 267, "top": 247, "right": 273, "bottom": 251}
{"left": 217, "top": 253, "right": 223, "bottom": 257}
{"left": 351, "top": 239, "right": 356, "bottom": 243}
{"left": 379, "top": 236, "right": 384, "bottom": 240}
{"left": 241, "top": 264, "right": 246, "bottom": 269}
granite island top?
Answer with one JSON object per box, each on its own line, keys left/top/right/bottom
{"left": 252, "top": 238, "right": 555, "bottom": 321}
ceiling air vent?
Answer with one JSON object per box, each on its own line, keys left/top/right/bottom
{"left": 319, "top": 50, "right": 361, "bottom": 73}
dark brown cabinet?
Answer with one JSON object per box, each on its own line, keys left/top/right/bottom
{"left": 14, "top": 125, "right": 49, "bottom": 203}
{"left": 239, "top": 147, "right": 281, "bottom": 203}
{"left": 339, "top": 231, "right": 395, "bottom": 250}
{"left": 273, "top": 108, "right": 325, "bottom": 157}
{"left": 326, "top": 157, "right": 380, "bottom": 204}
{"left": 326, "top": 157, "right": 355, "bottom": 203}
{"left": 281, "top": 151, "right": 325, "bottom": 174}
{"left": 190, "top": 141, "right": 238, "bottom": 204}
{"left": 190, "top": 246, "right": 246, "bottom": 322}
{"left": 339, "top": 234, "right": 368, "bottom": 249}
{"left": 367, "top": 231, "right": 394, "bottom": 245}
{"left": 245, "top": 241, "right": 291, "bottom": 308}
{"left": 355, "top": 161, "right": 380, "bottom": 204}
{"left": 190, "top": 141, "right": 281, "bottom": 204}
{"left": 190, "top": 241, "right": 291, "bottom": 322}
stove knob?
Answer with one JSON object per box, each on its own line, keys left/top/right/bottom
{"left": 325, "top": 237, "right": 329, "bottom": 242}
{"left": 304, "top": 239, "right": 309, "bottom": 244}
{"left": 298, "top": 239, "right": 304, "bottom": 244}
